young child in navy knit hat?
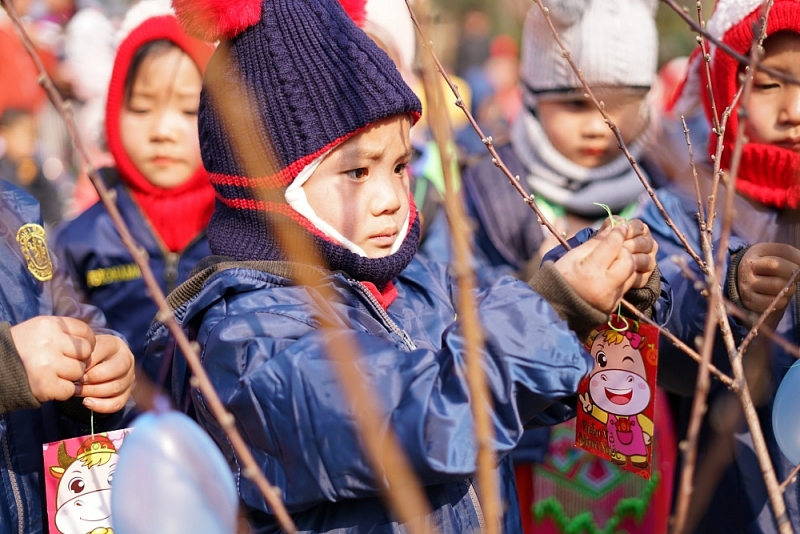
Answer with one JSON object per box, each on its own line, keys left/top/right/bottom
{"left": 143, "top": 0, "right": 662, "bottom": 531}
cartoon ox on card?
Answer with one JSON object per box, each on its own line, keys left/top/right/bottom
{"left": 578, "top": 327, "right": 654, "bottom": 469}
{"left": 49, "top": 435, "right": 118, "bottom": 534}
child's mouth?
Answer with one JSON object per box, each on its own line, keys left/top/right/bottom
{"left": 369, "top": 231, "right": 398, "bottom": 247}
{"left": 580, "top": 148, "right": 607, "bottom": 158}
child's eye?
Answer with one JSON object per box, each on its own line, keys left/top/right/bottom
{"left": 563, "top": 99, "right": 591, "bottom": 111}
{"left": 755, "top": 82, "right": 780, "bottom": 91}
{"left": 346, "top": 168, "right": 368, "bottom": 180}
{"left": 128, "top": 107, "right": 151, "bottom": 114}
{"left": 183, "top": 109, "right": 198, "bottom": 117}
{"left": 394, "top": 163, "right": 408, "bottom": 174}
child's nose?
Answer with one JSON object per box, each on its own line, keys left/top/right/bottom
{"left": 151, "top": 109, "right": 181, "bottom": 141}
{"left": 371, "top": 172, "right": 403, "bottom": 215}
{"left": 582, "top": 113, "right": 608, "bottom": 138}
{"left": 780, "top": 89, "right": 800, "bottom": 126}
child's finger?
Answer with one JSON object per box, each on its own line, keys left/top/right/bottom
{"left": 55, "top": 318, "right": 97, "bottom": 348}
{"left": 55, "top": 357, "right": 88, "bottom": 383}
{"left": 57, "top": 335, "right": 96, "bottom": 361}
{"left": 78, "top": 379, "right": 130, "bottom": 400}
{"left": 588, "top": 223, "right": 630, "bottom": 267}
{"left": 82, "top": 351, "right": 133, "bottom": 385}
{"left": 82, "top": 394, "right": 128, "bottom": 414}
{"left": 631, "top": 252, "right": 656, "bottom": 275}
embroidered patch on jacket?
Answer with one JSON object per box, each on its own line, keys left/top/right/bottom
{"left": 86, "top": 263, "right": 142, "bottom": 288}
{"left": 16, "top": 223, "right": 53, "bottom": 281}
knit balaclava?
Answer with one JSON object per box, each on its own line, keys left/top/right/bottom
{"left": 515, "top": 0, "right": 659, "bottom": 217}
{"left": 675, "top": 0, "right": 800, "bottom": 209}
{"left": 172, "top": 0, "right": 422, "bottom": 290}
{"left": 106, "top": 0, "right": 215, "bottom": 252}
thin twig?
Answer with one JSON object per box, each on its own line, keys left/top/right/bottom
{"left": 737, "top": 269, "right": 800, "bottom": 357}
{"left": 0, "top": 0, "right": 298, "bottom": 530}
{"left": 696, "top": 1, "right": 720, "bottom": 132}
{"left": 681, "top": 116, "right": 706, "bottom": 233}
{"left": 780, "top": 462, "right": 800, "bottom": 493}
{"left": 409, "top": 2, "right": 501, "bottom": 532}
{"left": 404, "top": 7, "right": 567, "bottom": 250}
{"left": 675, "top": 259, "right": 800, "bottom": 360}
{"left": 661, "top": 0, "right": 800, "bottom": 87}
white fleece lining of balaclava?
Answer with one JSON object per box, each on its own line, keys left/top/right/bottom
{"left": 285, "top": 151, "right": 410, "bottom": 258}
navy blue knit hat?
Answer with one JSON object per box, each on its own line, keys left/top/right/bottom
{"left": 172, "top": 0, "right": 422, "bottom": 287}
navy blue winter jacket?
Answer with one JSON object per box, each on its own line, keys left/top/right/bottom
{"left": 143, "top": 254, "right": 596, "bottom": 533}
{"left": 54, "top": 168, "right": 211, "bottom": 362}
{"left": 637, "top": 185, "right": 800, "bottom": 534}
{"left": 0, "top": 180, "right": 126, "bottom": 534}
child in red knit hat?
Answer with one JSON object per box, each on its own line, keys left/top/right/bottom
{"left": 54, "top": 0, "right": 214, "bottom": 362}
{"left": 637, "top": 0, "right": 800, "bottom": 531}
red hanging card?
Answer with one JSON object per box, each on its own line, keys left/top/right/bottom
{"left": 575, "top": 315, "right": 660, "bottom": 480}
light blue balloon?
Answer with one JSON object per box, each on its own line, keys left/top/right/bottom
{"left": 111, "top": 411, "right": 238, "bottom": 534}
{"left": 773, "top": 359, "right": 800, "bottom": 465}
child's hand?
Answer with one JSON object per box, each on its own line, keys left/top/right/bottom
{"left": 598, "top": 217, "right": 658, "bottom": 289}
{"left": 737, "top": 243, "right": 800, "bottom": 321}
{"left": 553, "top": 223, "right": 635, "bottom": 313}
{"left": 10, "top": 316, "right": 95, "bottom": 403}
{"left": 77, "top": 335, "right": 135, "bottom": 414}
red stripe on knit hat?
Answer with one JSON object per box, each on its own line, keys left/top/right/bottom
{"left": 208, "top": 126, "right": 362, "bottom": 189}
{"left": 208, "top": 111, "right": 422, "bottom": 191}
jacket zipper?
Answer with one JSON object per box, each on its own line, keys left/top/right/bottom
{"left": 1, "top": 427, "right": 24, "bottom": 534}
{"left": 126, "top": 184, "right": 205, "bottom": 294}
{"left": 348, "top": 280, "right": 417, "bottom": 350}
{"left": 468, "top": 479, "right": 487, "bottom": 533}
{"left": 349, "top": 281, "right": 487, "bottom": 531}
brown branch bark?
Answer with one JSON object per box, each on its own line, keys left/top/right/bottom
{"left": 408, "top": 2, "right": 501, "bottom": 532}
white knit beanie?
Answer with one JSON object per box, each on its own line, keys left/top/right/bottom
{"left": 520, "top": 0, "right": 658, "bottom": 104}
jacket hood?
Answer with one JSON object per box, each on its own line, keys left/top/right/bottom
{"left": 105, "top": 10, "right": 214, "bottom": 197}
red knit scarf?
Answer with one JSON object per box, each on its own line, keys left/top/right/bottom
{"left": 123, "top": 166, "right": 215, "bottom": 252}
{"left": 726, "top": 143, "right": 800, "bottom": 210}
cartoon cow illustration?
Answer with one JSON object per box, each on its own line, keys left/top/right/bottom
{"left": 49, "top": 435, "right": 118, "bottom": 534}
{"left": 578, "top": 327, "right": 654, "bottom": 469}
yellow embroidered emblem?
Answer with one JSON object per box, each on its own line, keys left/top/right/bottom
{"left": 16, "top": 223, "right": 53, "bottom": 281}
{"left": 86, "top": 263, "right": 142, "bottom": 288}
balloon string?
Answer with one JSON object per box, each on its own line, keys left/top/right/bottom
{"left": 90, "top": 410, "right": 95, "bottom": 440}
{"left": 594, "top": 202, "right": 630, "bottom": 332}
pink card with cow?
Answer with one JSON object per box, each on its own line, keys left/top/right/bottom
{"left": 575, "top": 316, "right": 659, "bottom": 480}
{"left": 42, "top": 429, "right": 132, "bottom": 534}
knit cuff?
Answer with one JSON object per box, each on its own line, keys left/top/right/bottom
{"left": 622, "top": 267, "right": 662, "bottom": 318}
{"left": 529, "top": 261, "right": 609, "bottom": 340}
{"left": 0, "top": 322, "right": 41, "bottom": 414}
{"left": 726, "top": 245, "right": 752, "bottom": 310}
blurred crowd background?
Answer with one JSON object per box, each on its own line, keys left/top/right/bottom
{"left": 0, "top": 0, "right": 708, "bottom": 227}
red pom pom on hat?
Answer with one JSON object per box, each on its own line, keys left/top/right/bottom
{"left": 338, "top": 0, "right": 366, "bottom": 26}
{"left": 172, "top": 0, "right": 262, "bottom": 41}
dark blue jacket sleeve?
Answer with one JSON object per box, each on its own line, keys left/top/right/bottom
{"left": 173, "top": 272, "right": 593, "bottom": 515}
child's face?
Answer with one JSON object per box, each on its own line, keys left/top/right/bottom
{"left": 304, "top": 115, "right": 412, "bottom": 259}
{"left": 0, "top": 115, "right": 36, "bottom": 162}
{"left": 119, "top": 47, "right": 203, "bottom": 188}
{"left": 745, "top": 32, "right": 800, "bottom": 152}
{"left": 536, "top": 92, "right": 646, "bottom": 168}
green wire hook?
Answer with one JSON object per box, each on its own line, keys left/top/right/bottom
{"left": 594, "top": 203, "right": 629, "bottom": 332}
